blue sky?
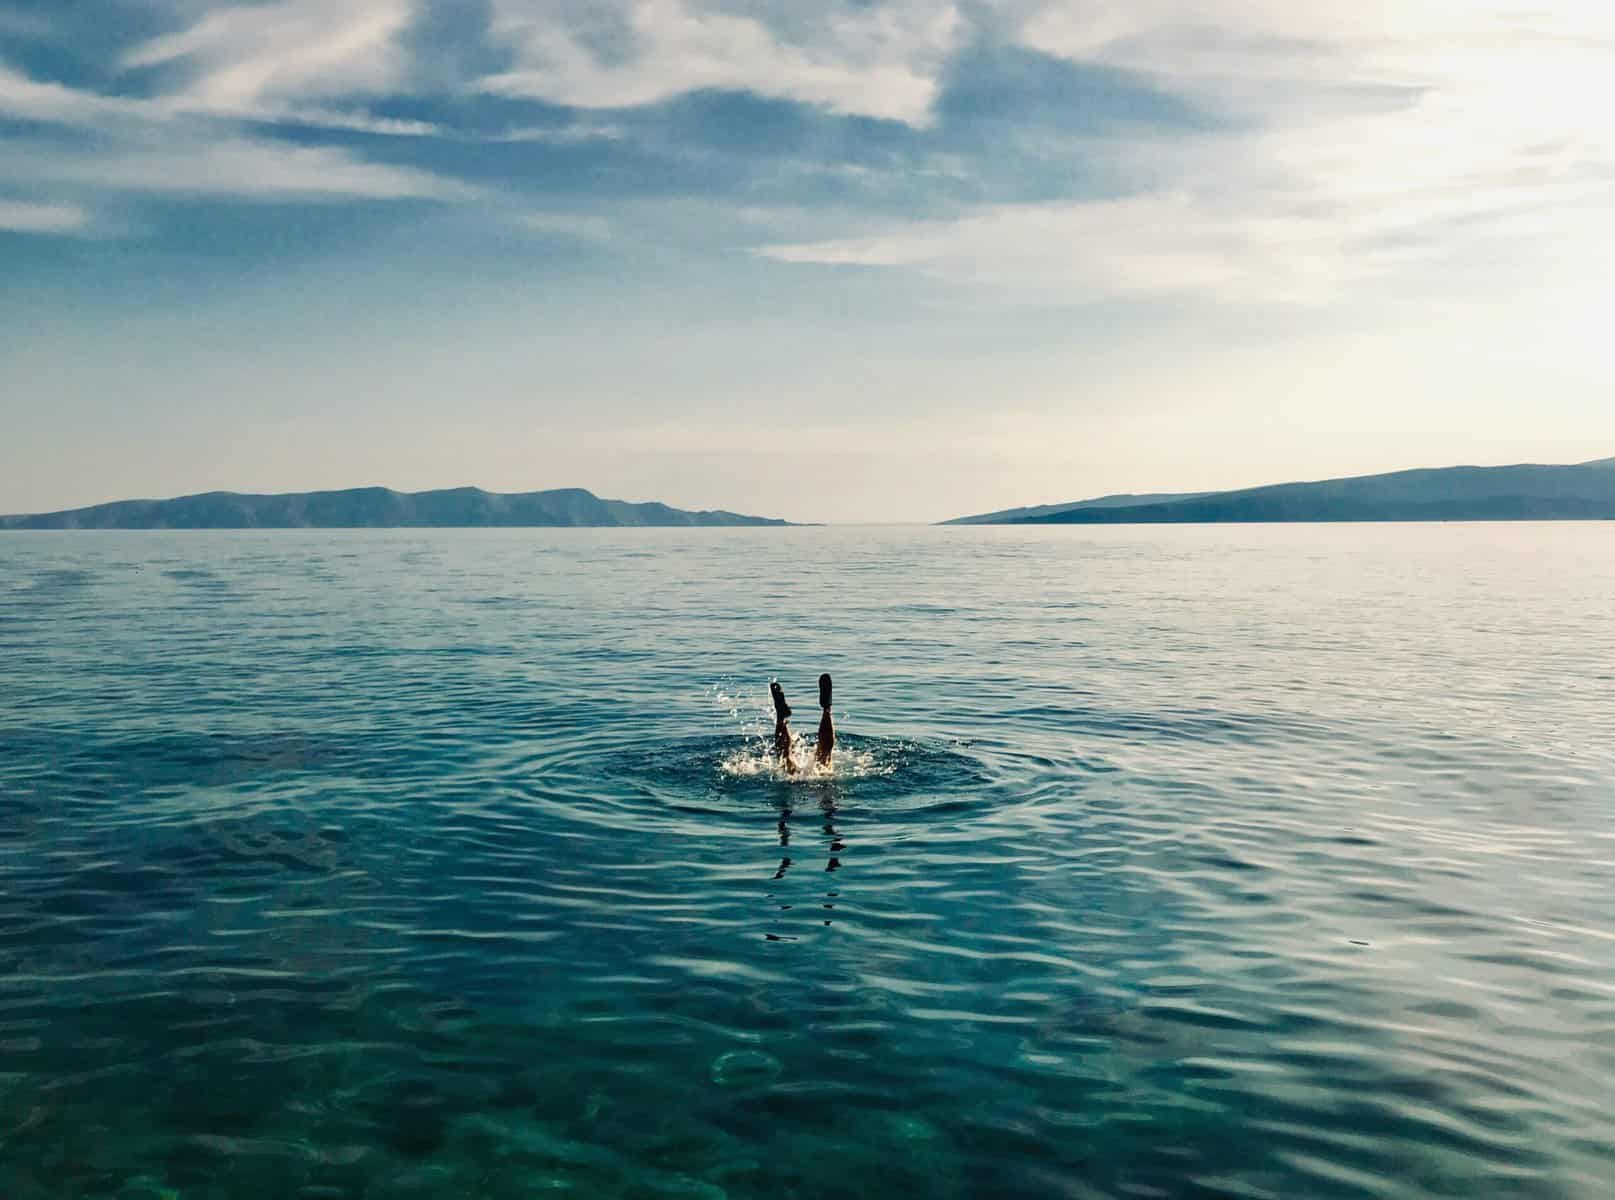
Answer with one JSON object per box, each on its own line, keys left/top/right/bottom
{"left": 3, "top": 0, "right": 1611, "bottom": 522}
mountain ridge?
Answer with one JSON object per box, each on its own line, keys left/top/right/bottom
{"left": 945, "top": 459, "right": 1615, "bottom": 525}
{"left": 0, "top": 486, "right": 791, "bottom": 529}
{"left": 942, "top": 491, "right": 1211, "bottom": 525}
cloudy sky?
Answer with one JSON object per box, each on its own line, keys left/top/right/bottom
{"left": 3, "top": 0, "right": 1611, "bottom": 522}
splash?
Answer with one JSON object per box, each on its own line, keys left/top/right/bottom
{"left": 706, "top": 680, "right": 896, "bottom": 783}
{"left": 716, "top": 739, "right": 894, "bottom": 782}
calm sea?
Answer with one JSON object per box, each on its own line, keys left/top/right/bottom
{"left": 2, "top": 525, "right": 1613, "bottom": 1199}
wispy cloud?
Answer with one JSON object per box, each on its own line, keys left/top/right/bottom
{"left": 0, "top": 61, "right": 146, "bottom": 125}
{"left": 10, "top": 133, "right": 477, "bottom": 202}
{"left": 758, "top": 191, "right": 1362, "bottom": 304}
{"left": 765, "top": 0, "right": 1615, "bottom": 303}
{"left": 516, "top": 211, "right": 615, "bottom": 241}
{"left": 122, "top": 0, "right": 415, "bottom": 111}
{"left": 484, "top": 121, "right": 626, "bottom": 145}
{"left": 0, "top": 198, "right": 91, "bottom": 235}
{"left": 0, "top": 58, "right": 470, "bottom": 209}
{"left": 482, "top": 0, "right": 963, "bottom": 125}
{"left": 0, "top": 60, "right": 438, "bottom": 136}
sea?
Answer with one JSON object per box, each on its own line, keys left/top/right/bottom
{"left": 2, "top": 524, "right": 1612, "bottom": 1200}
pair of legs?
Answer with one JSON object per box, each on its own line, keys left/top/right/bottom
{"left": 771, "top": 674, "right": 834, "bottom": 773}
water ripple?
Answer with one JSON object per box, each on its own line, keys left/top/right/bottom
{"left": 1, "top": 525, "right": 1613, "bottom": 1199}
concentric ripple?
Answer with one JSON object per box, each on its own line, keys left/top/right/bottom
{"left": 2, "top": 524, "right": 1614, "bottom": 1200}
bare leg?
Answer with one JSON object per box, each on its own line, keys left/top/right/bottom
{"left": 814, "top": 673, "right": 835, "bottom": 766}
{"left": 815, "top": 711, "right": 834, "bottom": 766}
{"left": 770, "top": 682, "right": 797, "bottom": 773}
{"left": 775, "top": 719, "right": 797, "bottom": 773}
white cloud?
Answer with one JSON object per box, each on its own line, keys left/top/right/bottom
{"left": 765, "top": 0, "right": 1615, "bottom": 303}
{"left": 486, "top": 121, "right": 626, "bottom": 144}
{"left": 1018, "top": 0, "right": 1615, "bottom": 154}
{"left": 482, "top": 0, "right": 962, "bottom": 125}
{"left": 0, "top": 62, "right": 146, "bottom": 125}
{"left": 123, "top": 0, "right": 415, "bottom": 111}
{"left": 0, "top": 198, "right": 91, "bottom": 235}
{"left": 251, "top": 107, "right": 440, "bottom": 136}
{"left": 760, "top": 189, "right": 1365, "bottom": 303}
{"left": 17, "top": 135, "right": 477, "bottom": 201}
{"left": 0, "top": 60, "right": 470, "bottom": 204}
{"left": 0, "top": 61, "right": 439, "bottom": 136}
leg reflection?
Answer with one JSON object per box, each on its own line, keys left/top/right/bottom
{"left": 768, "top": 793, "right": 847, "bottom": 932}
{"left": 822, "top": 806, "right": 841, "bottom": 923}
{"left": 774, "top": 812, "right": 792, "bottom": 882}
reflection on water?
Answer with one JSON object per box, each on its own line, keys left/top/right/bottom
{"left": 768, "top": 788, "right": 846, "bottom": 938}
{"left": 2, "top": 524, "right": 1615, "bottom": 1200}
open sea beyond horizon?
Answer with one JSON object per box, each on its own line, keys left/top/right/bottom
{"left": 2, "top": 523, "right": 1613, "bottom": 1200}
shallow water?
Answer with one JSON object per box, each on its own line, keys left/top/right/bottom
{"left": 2, "top": 524, "right": 1613, "bottom": 1200}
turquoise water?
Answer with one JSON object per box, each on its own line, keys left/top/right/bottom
{"left": 3, "top": 524, "right": 1614, "bottom": 1200}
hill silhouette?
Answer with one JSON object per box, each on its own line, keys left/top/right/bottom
{"left": 0, "top": 487, "right": 789, "bottom": 529}
{"left": 946, "top": 459, "right": 1615, "bottom": 525}
{"left": 943, "top": 491, "right": 1209, "bottom": 525}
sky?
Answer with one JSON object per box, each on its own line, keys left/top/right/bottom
{"left": 2, "top": 0, "right": 1612, "bottom": 524}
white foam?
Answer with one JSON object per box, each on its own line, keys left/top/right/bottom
{"left": 717, "top": 740, "right": 891, "bottom": 782}
{"left": 707, "top": 681, "right": 893, "bottom": 782}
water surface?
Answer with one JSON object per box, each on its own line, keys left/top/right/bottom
{"left": 2, "top": 525, "right": 1613, "bottom": 1199}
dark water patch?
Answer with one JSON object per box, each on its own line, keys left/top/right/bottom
{"left": 1, "top": 728, "right": 361, "bottom": 805}
{"left": 22, "top": 567, "right": 95, "bottom": 592}
{"left": 161, "top": 567, "right": 223, "bottom": 585}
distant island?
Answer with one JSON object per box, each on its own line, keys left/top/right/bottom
{"left": 945, "top": 458, "right": 1615, "bottom": 525}
{"left": 0, "top": 487, "right": 791, "bottom": 529}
